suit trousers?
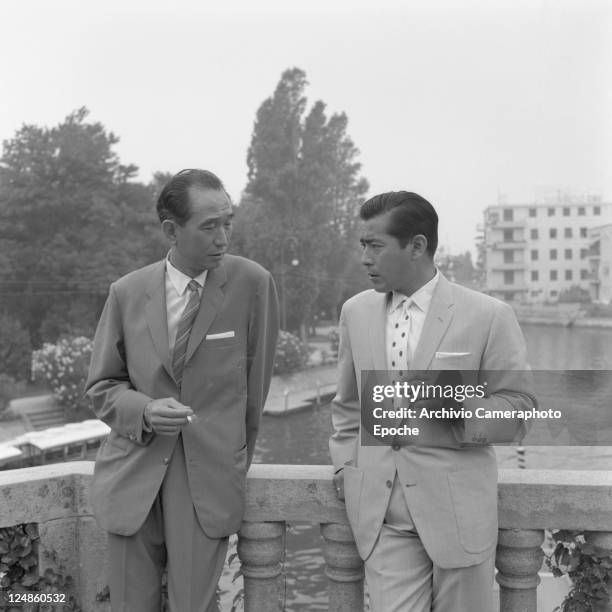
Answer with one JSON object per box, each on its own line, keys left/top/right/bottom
{"left": 365, "top": 475, "right": 495, "bottom": 612}
{"left": 107, "top": 435, "right": 229, "bottom": 612}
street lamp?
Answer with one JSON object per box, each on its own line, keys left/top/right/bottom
{"left": 280, "top": 236, "right": 299, "bottom": 330}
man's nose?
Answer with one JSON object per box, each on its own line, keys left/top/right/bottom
{"left": 361, "top": 248, "right": 373, "bottom": 266}
{"left": 214, "top": 227, "right": 229, "bottom": 247}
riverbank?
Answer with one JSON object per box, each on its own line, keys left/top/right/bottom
{"left": 513, "top": 304, "right": 612, "bottom": 328}
{"left": 517, "top": 315, "right": 612, "bottom": 329}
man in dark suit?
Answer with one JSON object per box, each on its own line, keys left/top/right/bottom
{"left": 86, "top": 169, "right": 279, "bottom": 611}
{"left": 330, "top": 191, "right": 535, "bottom": 611}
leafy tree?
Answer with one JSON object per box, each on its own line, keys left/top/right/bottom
{"left": 234, "top": 68, "right": 369, "bottom": 336}
{"left": 436, "top": 248, "right": 480, "bottom": 289}
{"left": 0, "top": 313, "right": 32, "bottom": 380}
{"left": 558, "top": 285, "right": 591, "bottom": 303}
{"left": 0, "top": 108, "right": 165, "bottom": 345}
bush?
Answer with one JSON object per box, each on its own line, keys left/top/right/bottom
{"left": 273, "top": 330, "right": 310, "bottom": 375}
{"left": 31, "top": 336, "right": 93, "bottom": 413}
{"left": 328, "top": 328, "right": 339, "bottom": 357}
{"left": 0, "top": 524, "right": 81, "bottom": 610}
{"left": 547, "top": 529, "right": 612, "bottom": 612}
{"left": 38, "top": 300, "right": 99, "bottom": 344}
{"left": 0, "top": 373, "right": 24, "bottom": 420}
{"left": 558, "top": 285, "right": 592, "bottom": 304}
{"left": 0, "top": 313, "right": 32, "bottom": 381}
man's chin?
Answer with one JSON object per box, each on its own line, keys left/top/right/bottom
{"left": 205, "top": 254, "right": 225, "bottom": 268}
{"left": 368, "top": 276, "right": 389, "bottom": 292}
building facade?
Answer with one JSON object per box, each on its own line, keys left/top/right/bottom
{"left": 482, "top": 195, "right": 612, "bottom": 303}
{"left": 589, "top": 223, "right": 612, "bottom": 304}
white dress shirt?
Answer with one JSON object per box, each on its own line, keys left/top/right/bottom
{"left": 385, "top": 269, "right": 439, "bottom": 371}
{"left": 165, "top": 257, "right": 207, "bottom": 353}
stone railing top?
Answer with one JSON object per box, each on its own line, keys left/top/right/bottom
{"left": 0, "top": 462, "right": 611, "bottom": 531}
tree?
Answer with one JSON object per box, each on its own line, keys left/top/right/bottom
{"left": 234, "top": 68, "right": 369, "bottom": 336}
{"left": 435, "top": 249, "right": 480, "bottom": 289}
{"left": 0, "top": 108, "right": 164, "bottom": 345}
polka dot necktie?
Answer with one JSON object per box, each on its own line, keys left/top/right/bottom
{"left": 391, "top": 298, "right": 413, "bottom": 377}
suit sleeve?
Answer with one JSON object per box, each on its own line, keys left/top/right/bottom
{"left": 455, "top": 301, "right": 536, "bottom": 445}
{"left": 329, "top": 306, "right": 361, "bottom": 472}
{"left": 85, "top": 284, "right": 153, "bottom": 444}
{"left": 245, "top": 271, "right": 280, "bottom": 467}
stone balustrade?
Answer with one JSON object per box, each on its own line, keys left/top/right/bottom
{"left": 0, "top": 462, "right": 611, "bottom": 611}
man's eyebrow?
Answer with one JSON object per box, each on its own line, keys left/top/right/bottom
{"left": 199, "top": 212, "right": 235, "bottom": 224}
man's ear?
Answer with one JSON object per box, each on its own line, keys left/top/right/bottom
{"left": 161, "top": 219, "right": 178, "bottom": 244}
{"left": 411, "top": 234, "right": 428, "bottom": 258}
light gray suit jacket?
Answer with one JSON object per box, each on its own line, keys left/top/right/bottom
{"left": 330, "top": 274, "right": 535, "bottom": 567}
{"left": 86, "top": 255, "right": 279, "bottom": 537}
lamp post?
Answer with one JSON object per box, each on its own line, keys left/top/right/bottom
{"left": 280, "top": 236, "right": 299, "bottom": 330}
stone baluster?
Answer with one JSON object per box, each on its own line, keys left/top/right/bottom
{"left": 584, "top": 531, "right": 612, "bottom": 609}
{"left": 321, "top": 523, "right": 364, "bottom": 612}
{"left": 238, "top": 521, "right": 285, "bottom": 612}
{"left": 496, "top": 528, "right": 545, "bottom": 612}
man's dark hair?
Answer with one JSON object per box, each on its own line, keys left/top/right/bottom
{"left": 157, "top": 169, "right": 229, "bottom": 225}
{"left": 360, "top": 191, "right": 438, "bottom": 256}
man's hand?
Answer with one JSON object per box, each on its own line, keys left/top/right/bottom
{"left": 144, "top": 398, "right": 194, "bottom": 435}
{"left": 333, "top": 469, "right": 345, "bottom": 501}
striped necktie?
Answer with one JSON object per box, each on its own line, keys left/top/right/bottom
{"left": 172, "top": 280, "right": 201, "bottom": 390}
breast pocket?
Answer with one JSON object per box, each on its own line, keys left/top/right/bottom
{"left": 433, "top": 352, "right": 474, "bottom": 369}
{"left": 205, "top": 337, "right": 238, "bottom": 349}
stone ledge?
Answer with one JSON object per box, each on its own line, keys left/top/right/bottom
{"left": 1, "top": 463, "right": 611, "bottom": 530}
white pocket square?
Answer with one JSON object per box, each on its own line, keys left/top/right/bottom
{"left": 435, "top": 351, "right": 471, "bottom": 358}
{"left": 206, "top": 331, "right": 235, "bottom": 340}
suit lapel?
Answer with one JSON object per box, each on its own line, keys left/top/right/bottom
{"left": 368, "top": 292, "right": 389, "bottom": 370}
{"left": 411, "top": 275, "right": 454, "bottom": 370}
{"left": 185, "top": 262, "right": 227, "bottom": 363}
{"left": 145, "top": 261, "right": 173, "bottom": 379}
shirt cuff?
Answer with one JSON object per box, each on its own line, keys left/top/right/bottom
{"left": 142, "top": 401, "right": 153, "bottom": 433}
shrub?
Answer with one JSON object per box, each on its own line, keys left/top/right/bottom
{"left": 0, "top": 373, "right": 24, "bottom": 420}
{"left": 547, "top": 529, "right": 612, "bottom": 611}
{"left": 328, "top": 328, "right": 339, "bottom": 357}
{"left": 0, "top": 524, "right": 81, "bottom": 610}
{"left": 558, "top": 285, "right": 592, "bottom": 304}
{"left": 0, "top": 313, "right": 32, "bottom": 381}
{"left": 273, "top": 330, "right": 310, "bottom": 375}
{"left": 31, "top": 336, "right": 93, "bottom": 413}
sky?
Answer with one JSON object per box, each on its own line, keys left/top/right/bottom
{"left": 1, "top": 0, "right": 610, "bottom": 254}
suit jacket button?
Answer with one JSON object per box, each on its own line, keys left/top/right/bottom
{"left": 163, "top": 457, "right": 170, "bottom": 465}
{"left": 386, "top": 480, "right": 393, "bottom": 488}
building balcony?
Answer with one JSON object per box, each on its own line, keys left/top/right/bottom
{"left": 490, "top": 241, "right": 527, "bottom": 250}
{"left": 489, "top": 263, "right": 527, "bottom": 271}
{"left": 1, "top": 463, "right": 611, "bottom": 611}
{"left": 486, "top": 283, "right": 529, "bottom": 293}
{"left": 487, "top": 219, "right": 527, "bottom": 230}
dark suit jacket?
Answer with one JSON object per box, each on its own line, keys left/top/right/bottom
{"left": 86, "top": 255, "right": 279, "bottom": 537}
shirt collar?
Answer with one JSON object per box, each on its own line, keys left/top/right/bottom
{"left": 165, "top": 254, "right": 208, "bottom": 296}
{"left": 388, "top": 268, "right": 440, "bottom": 314}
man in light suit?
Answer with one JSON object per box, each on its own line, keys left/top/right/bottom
{"left": 330, "top": 191, "right": 535, "bottom": 611}
{"left": 86, "top": 169, "right": 279, "bottom": 611}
